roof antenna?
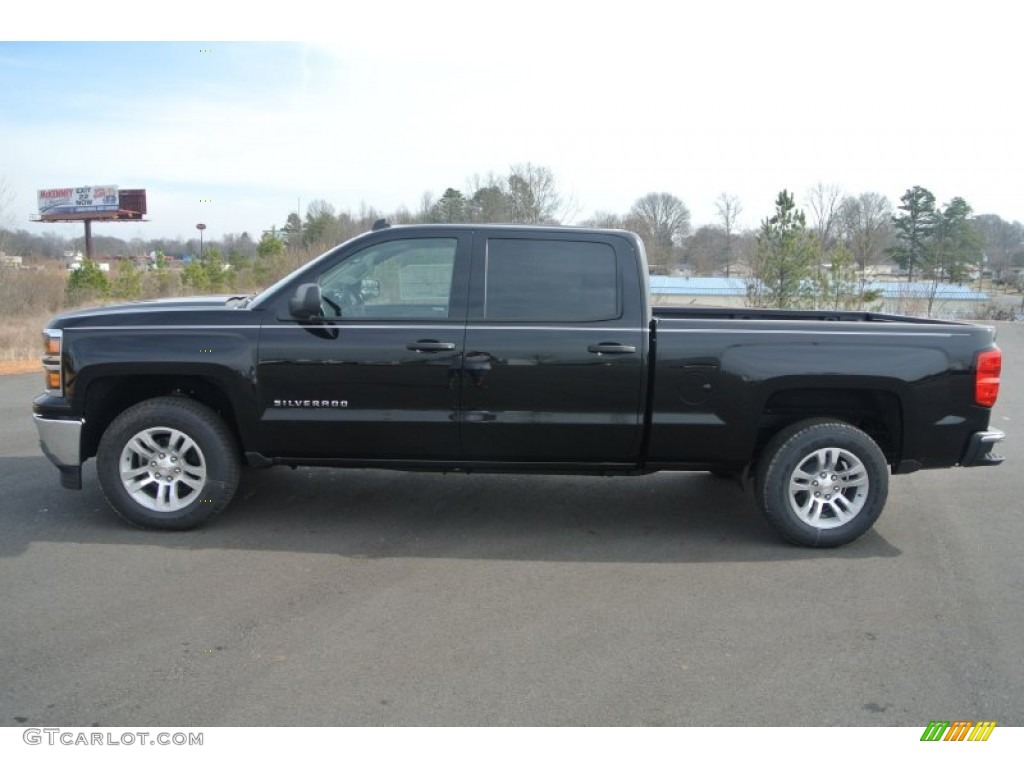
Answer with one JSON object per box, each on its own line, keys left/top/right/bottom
{"left": 371, "top": 218, "right": 390, "bottom": 231}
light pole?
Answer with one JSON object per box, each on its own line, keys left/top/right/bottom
{"left": 196, "top": 222, "right": 206, "bottom": 260}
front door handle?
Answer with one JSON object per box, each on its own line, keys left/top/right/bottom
{"left": 587, "top": 342, "right": 636, "bottom": 355}
{"left": 407, "top": 340, "right": 456, "bottom": 352}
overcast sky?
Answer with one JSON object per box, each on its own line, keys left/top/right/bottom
{"left": 3, "top": 1, "right": 1022, "bottom": 244}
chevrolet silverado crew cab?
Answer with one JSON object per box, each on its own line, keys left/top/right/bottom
{"left": 32, "top": 223, "right": 1006, "bottom": 546}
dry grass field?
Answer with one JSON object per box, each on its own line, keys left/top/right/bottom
{"left": 0, "top": 269, "right": 65, "bottom": 366}
{"left": 0, "top": 313, "right": 51, "bottom": 361}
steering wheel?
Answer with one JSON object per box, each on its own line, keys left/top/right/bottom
{"left": 324, "top": 281, "right": 365, "bottom": 317}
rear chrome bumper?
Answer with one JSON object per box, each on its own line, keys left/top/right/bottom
{"left": 960, "top": 429, "right": 1006, "bottom": 467}
{"left": 33, "top": 414, "right": 84, "bottom": 489}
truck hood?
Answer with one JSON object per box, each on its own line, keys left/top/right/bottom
{"left": 46, "top": 295, "right": 251, "bottom": 327}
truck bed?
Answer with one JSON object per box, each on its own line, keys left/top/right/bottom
{"left": 651, "top": 305, "right": 970, "bottom": 325}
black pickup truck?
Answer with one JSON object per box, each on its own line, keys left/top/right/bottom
{"left": 32, "top": 223, "right": 1005, "bottom": 546}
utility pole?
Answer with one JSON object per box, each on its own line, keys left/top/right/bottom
{"left": 196, "top": 223, "right": 206, "bottom": 259}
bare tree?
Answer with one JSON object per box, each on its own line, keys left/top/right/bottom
{"left": 631, "top": 192, "right": 691, "bottom": 245}
{"left": 582, "top": 211, "right": 625, "bottom": 229}
{"left": 301, "top": 199, "right": 343, "bottom": 250}
{"left": 685, "top": 225, "right": 726, "bottom": 275}
{"left": 506, "top": 163, "right": 563, "bottom": 223}
{"left": 355, "top": 202, "right": 382, "bottom": 231}
{"left": 840, "top": 192, "right": 894, "bottom": 272}
{"left": 0, "top": 177, "right": 15, "bottom": 254}
{"left": 390, "top": 205, "right": 416, "bottom": 225}
{"left": 465, "top": 173, "right": 513, "bottom": 223}
{"left": 418, "top": 191, "right": 436, "bottom": 222}
{"left": 805, "top": 182, "right": 843, "bottom": 255}
{"left": 714, "top": 192, "right": 743, "bottom": 277}
{"left": 629, "top": 192, "right": 691, "bottom": 268}
{"left": 973, "top": 214, "right": 1024, "bottom": 281}
{"left": 421, "top": 165, "right": 572, "bottom": 225}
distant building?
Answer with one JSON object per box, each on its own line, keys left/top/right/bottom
{"left": 0, "top": 253, "right": 23, "bottom": 269}
{"left": 650, "top": 276, "right": 749, "bottom": 308}
{"left": 67, "top": 253, "right": 111, "bottom": 272}
{"left": 650, "top": 276, "right": 991, "bottom": 319}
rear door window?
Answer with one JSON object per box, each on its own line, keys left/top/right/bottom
{"left": 483, "top": 238, "right": 619, "bottom": 321}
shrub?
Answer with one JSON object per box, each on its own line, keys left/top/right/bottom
{"left": 65, "top": 259, "right": 110, "bottom": 306}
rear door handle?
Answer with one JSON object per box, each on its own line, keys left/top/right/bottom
{"left": 407, "top": 340, "right": 456, "bottom": 352}
{"left": 464, "top": 411, "right": 497, "bottom": 422}
{"left": 587, "top": 342, "right": 636, "bottom": 355}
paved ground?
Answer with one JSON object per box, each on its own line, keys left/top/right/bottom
{"left": 1, "top": 324, "right": 1022, "bottom": 726}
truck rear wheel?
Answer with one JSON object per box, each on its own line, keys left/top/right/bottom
{"left": 97, "top": 397, "right": 240, "bottom": 530}
{"left": 755, "top": 419, "right": 888, "bottom": 547}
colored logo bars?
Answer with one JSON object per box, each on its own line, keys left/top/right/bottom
{"left": 920, "top": 721, "right": 997, "bottom": 742}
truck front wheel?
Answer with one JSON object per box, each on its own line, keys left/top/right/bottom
{"left": 96, "top": 397, "right": 240, "bottom": 530}
{"left": 755, "top": 419, "right": 888, "bottom": 547}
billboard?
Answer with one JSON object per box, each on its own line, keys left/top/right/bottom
{"left": 38, "top": 185, "right": 119, "bottom": 216}
{"left": 118, "top": 189, "right": 147, "bottom": 218}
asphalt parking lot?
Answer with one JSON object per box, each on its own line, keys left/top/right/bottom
{"left": 1, "top": 323, "right": 1021, "bottom": 726}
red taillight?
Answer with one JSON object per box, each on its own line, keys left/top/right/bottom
{"left": 975, "top": 348, "right": 1001, "bottom": 407}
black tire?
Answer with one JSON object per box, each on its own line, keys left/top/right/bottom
{"left": 96, "top": 396, "right": 240, "bottom": 530}
{"left": 755, "top": 419, "right": 889, "bottom": 547}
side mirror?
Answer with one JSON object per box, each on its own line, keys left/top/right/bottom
{"left": 289, "top": 283, "right": 323, "bottom": 320}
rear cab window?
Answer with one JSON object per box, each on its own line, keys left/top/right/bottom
{"left": 481, "top": 238, "right": 620, "bottom": 322}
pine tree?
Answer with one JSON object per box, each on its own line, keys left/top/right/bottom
{"left": 747, "top": 190, "right": 816, "bottom": 308}
{"left": 891, "top": 186, "right": 937, "bottom": 282}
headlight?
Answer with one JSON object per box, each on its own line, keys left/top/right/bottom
{"left": 42, "top": 329, "right": 63, "bottom": 395}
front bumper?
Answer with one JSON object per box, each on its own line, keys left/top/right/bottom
{"left": 960, "top": 429, "right": 1006, "bottom": 467}
{"left": 33, "top": 414, "right": 84, "bottom": 489}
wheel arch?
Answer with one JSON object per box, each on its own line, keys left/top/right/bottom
{"left": 81, "top": 374, "right": 246, "bottom": 462}
{"left": 753, "top": 386, "right": 904, "bottom": 470}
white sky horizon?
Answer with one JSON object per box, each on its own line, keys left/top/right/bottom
{"left": 3, "top": 1, "right": 1022, "bottom": 244}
